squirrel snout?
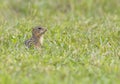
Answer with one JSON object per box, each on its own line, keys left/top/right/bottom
{"left": 45, "top": 29, "right": 47, "bottom": 32}
{"left": 43, "top": 28, "right": 47, "bottom": 34}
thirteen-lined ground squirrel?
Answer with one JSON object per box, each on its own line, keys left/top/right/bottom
{"left": 25, "top": 26, "right": 47, "bottom": 48}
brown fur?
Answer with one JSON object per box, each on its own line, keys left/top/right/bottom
{"left": 25, "top": 26, "right": 47, "bottom": 48}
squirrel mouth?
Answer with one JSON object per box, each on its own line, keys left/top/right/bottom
{"left": 44, "top": 29, "right": 47, "bottom": 33}
{"left": 41, "top": 29, "right": 47, "bottom": 34}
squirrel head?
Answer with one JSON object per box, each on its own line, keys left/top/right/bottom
{"left": 32, "top": 26, "right": 47, "bottom": 37}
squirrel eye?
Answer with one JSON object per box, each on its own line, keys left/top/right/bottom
{"left": 38, "top": 28, "right": 42, "bottom": 30}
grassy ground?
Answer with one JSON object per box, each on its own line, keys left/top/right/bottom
{"left": 0, "top": 0, "right": 120, "bottom": 84}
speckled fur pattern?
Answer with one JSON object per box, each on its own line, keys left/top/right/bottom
{"left": 25, "top": 26, "right": 47, "bottom": 48}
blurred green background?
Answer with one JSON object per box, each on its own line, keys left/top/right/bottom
{"left": 0, "top": 0, "right": 120, "bottom": 84}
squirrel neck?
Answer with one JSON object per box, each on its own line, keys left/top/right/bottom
{"left": 32, "top": 34, "right": 44, "bottom": 45}
{"left": 32, "top": 34, "right": 41, "bottom": 39}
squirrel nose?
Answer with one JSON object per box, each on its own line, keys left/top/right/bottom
{"left": 45, "top": 29, "right": 47, "bottom": 31}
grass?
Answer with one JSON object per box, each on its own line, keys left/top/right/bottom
{"left": 0, "top": 0, "right": 120, "bottom": 84}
